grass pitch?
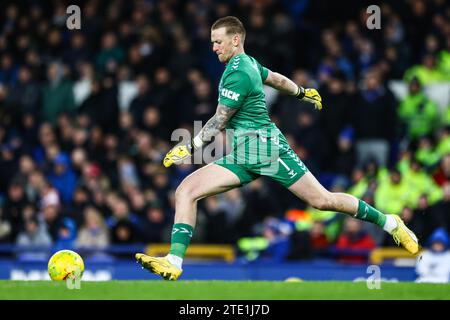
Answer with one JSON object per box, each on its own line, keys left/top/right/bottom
{"left": 0, "top": 280, "right": 449, "bottom": 300}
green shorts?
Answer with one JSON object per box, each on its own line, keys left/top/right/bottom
{"left": 214, "top": 127, "right": 309, "bottom": 188}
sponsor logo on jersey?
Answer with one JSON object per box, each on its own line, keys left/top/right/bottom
{"left": 221, "top": 88, "right": 240, "bottom": 101}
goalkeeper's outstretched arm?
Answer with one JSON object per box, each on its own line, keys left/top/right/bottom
{"left": 163, "top": 103, "right": 236, "bottom": 167}
{"left": 264, "top": 70, "right": 322, "bottom": 110}
{"left": 264, "top": 70, "right": 300, "bottom": 96}
{"left": 190, "top": 103, "right": 237, "bottom": 150}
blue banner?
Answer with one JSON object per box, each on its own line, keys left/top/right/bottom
{"left": 0, "top": 259, "right": 417, "bottom": 281}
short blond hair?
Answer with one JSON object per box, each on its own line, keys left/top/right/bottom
{"left": 211, "top": 16, "right": 246, "bottom": 42}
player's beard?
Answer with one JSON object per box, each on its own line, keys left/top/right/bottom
{"left": 218, "top": 53, "right": 226, "bottom": 63}
{"left": 220, "top": 53, "right": 233, "bottom": 64}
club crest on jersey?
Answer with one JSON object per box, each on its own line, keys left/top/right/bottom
{"left": 221, "top": 88, "right": 240, "bottom": 101}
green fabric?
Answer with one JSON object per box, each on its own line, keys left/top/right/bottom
{"left": 294, "top": 220, "right": 313, "bottom": 231}
{"left": 238, "top": 237, "right": 268, "bottom": 251}
{"left": 169, "top": 223, "right": 194, "bottom": 259}
{"left": 355, "top": 200, "right": 387, "bottom": 227}
{"left": 324, "top": 217, "right": 345, "bottom": 243}
{"left": 237, "top": 237, "right": 268, "bottom": 261}
{"left": 374, "top": 176, "right": 411, "bottom": 215}
{"left": 402, "top": 167, "right": 443, "bottom": 206}
{"left": 42, "top": 81, "right": 76, "bottom": 125}
{"left": 218, "top": 54, "right": 272, "bottom": 130}
{"left": 398, "top": 93, "right": 439, "bottom": 138}
{"left": 96, "top": 47, "right": 125, "bottom": 73}
{"left": 348, "top": 167, "right": 389, "bottom": 199}
{"left": 377, "top": 167, "right": 390, "bottom": 183}
{"left": 437, "top": 135, "right": 450, "bottom": 156}
{"left": 307, "top": 207, "right": 337, "bottom": 221}
{"left": 403, "top": 65, "right": 447, "bottom": 85}
{"left": 437, "top": 50, "right": 450, "bottom": 77}
{"left": 215, "top": 124, "right": 308, "bottom": 188}
{"left": 397, "top": 158, "right": 410, "bottom": 175}
{"left": 415, "top": 147, "right": 441, "bottom": 167}
{"left": 442, "top": 107, "right": 450, "bottom": 127}
{"left": 304, "top": 207, "right": 341, "bottom": 242}
{"left": 348, "top": 178, "right": 368, "bottom": 198}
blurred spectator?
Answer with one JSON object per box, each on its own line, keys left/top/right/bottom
{"left": 16, "top": 216, "right": 52, "bottom": 247}
{"left": 436, "top": 128, "right": 450, "bottom": 157}
{"left": 47, "top": 153, "right": 77, "bottom": 204}
{"left": 118, "top": 155, "right": 141, "bottom": 189}
{"left": 398, "top": 77, "right": 439, "bottom": 141}
{"left": 0, "top": 208, "right": 12, "bottom": 243}
{"left": 13, "top": 155, "right": 36, "bottom": 187}
{"left": 82, "top": 76, "right": 120, "bottom": 134}
{"left": 416, "top": 228, "right": 450, "bottom": 283}
{"left": 0, "top": 143, "right": 19, "bottom": 194}
{"left": 433, "top": 154, "right": 450, "bottom": 186}
{"left": 404, "top": 54, "right": 449, "bottom": 85}
{"left": 95, "top": 32, "right": 124, "bottom": 74}
{"left": 234, "top": 179, "right": 280, "bottom": 240}
{"left": 428, "top": 183, "right": 450, "bottom": 236}
{"left": 54, "top": 217, "right": 77, "bottom": 251}
{"left": 319, "top": 71, "right": 353, "bottom": 165}
{"left": 258, "top": 217, "right": 294, "bottom": 262}
{"left": 127, "top": 187, "right": 146, "bottom": 216}
{"left": 106, "top": 197, "right": 141, "bottom": 239}
{"left": 33, "top": 123, "right": 57, "bottom": 167}
{"left": 3, "top": 181, "right": 27, "bottom": 241}
{"left": 111, "top": 219, "right": 139, "bottom": 244}
{"left": 272, "top": 69, "right": 317, "bottom": 134}
{"left": 374, "top": 168, "right": 410, "bottom": 215}
{"left": 217, "top": 189, "right": 245, "bottom": 228}
{"left": 399, "top": 158, "right": 443, "bottom": 206}
{"left": 139, "top": 202, "right": 170, "bottom": 243}
{"left": 5, "top": 66, "right": 40, "bottom": 127}
{"left": 352, "top": 70, "right": 397, "bottom": 167}
{"left": 188, "top": 78, "right": 216, "bottom": 125}
{"left": 415, "top": 135, "right": 441, "bottom": 168}
{"left": 245, "top": 11, "right": 271, "bottom": 67}
{"left": 18, "top": 113, "right": 39, "bottom": 155}
{"left": 292, "top": 108, "right": 329, "bottom": 171}
{"left": 202, "top": 196, "right": 230, "bottom": 244}
{"left": 0, "top": 53, "right": 18, "bottom": 87}
{"left": 333, "top": 126, "right": 357, "bottom": 176}
{"left": 309, "top": 220, "right": 330, "bottom": 254}
{"left": 40, "top": 182, "right": 62, "bottom": 241}
{"left": 151, "top": 67, "right": 177, "bottom": 129}
{"left": 63, "top": 33, "right": 92, "bottom": 72}
{"left": 437, "top": 36, "right": 450, "bottom": 76}
{"left": 76, "top": 207, "right": 110, "bottom": 249}
{"left": 41, "top": 62, "right": 76, "bottom": 125}
{"left": 128, "top": 75, "right": 153, "bottom": 126}
{"left": 141, "top": 107, "right": 171, "bottom": 141}
{"left": 73, "top": 62, "right": 95, "bottom": 107}
{"left": 336, "top": 218, "right": 376, "bottom": 263}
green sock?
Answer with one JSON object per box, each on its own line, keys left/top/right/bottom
{"left": 169, "top": 223, "right": 194, "bottom": 258}
{"left": 355, "top": 199, "right": 387, "bottom": 228}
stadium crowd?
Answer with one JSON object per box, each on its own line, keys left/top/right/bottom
{"left": 0, "top": 0, "right": 450, "bottom": 263}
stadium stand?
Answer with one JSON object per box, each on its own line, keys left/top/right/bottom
{"left": 0, "top": 0, "right": 449, "bottom": 281}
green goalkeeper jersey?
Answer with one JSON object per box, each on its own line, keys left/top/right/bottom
{"left": 215, "top": 53, "right": 309, "bottom": 188}
{"left": 218, "top": 53, "right": 272, "bottom": 133}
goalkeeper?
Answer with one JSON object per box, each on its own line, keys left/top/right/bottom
{"left": 136, "top": 16, "right": 419, "bottom": 280}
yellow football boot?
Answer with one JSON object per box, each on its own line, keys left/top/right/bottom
{"left": 135, "top": 253, "right": 182, "bottom": 281}
{"left": 390, "top": 215, "right": 420, "bottom": 255}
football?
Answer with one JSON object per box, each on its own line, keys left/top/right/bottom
{"left": 47, "top": 250, "right": 84, "bottom": 281}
